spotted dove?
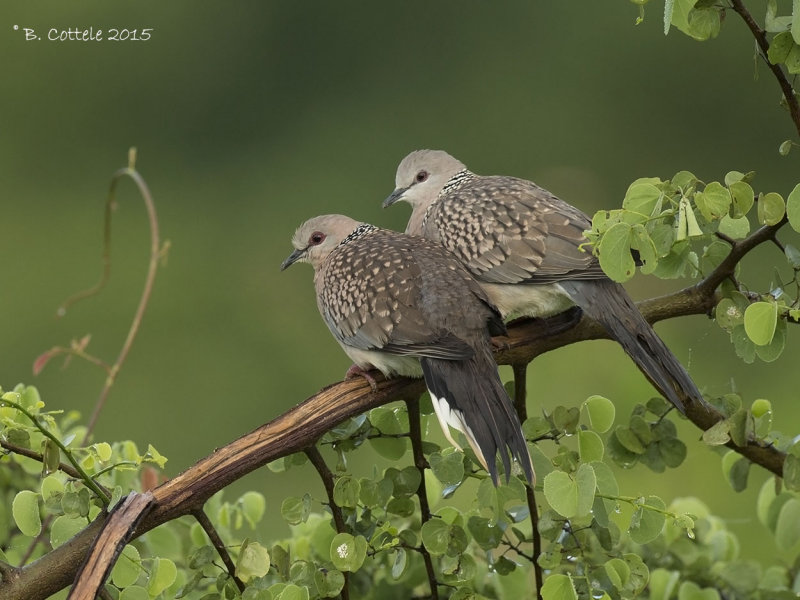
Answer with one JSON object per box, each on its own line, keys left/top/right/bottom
{"left": 281, "top": 214, "right": 534, "bottom": 484}
{"left": 384, "top": 150, "right": 705, "bottom": 414}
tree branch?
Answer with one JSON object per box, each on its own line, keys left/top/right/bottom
{"left": 191, "top": 508, "right": 245, "bottom": 594}
{"left": 729, "top": 0, "right": 800, "bottom": 138}
{"left": 406, "top": 397, "right": 439, "bottom": 600}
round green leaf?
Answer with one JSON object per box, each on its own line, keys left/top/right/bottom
{"left": 420, "top": 519, "right": 451, "bottom": 555}
{"left": 575, "top": 464, "right": 597, "bottom": 517}
{"left": 329, "top": 533, "right": 367, "bottom": 571}
{"left": 629, "top": 496, "right": 666, "bottom": 544}
{"left": 112, "top": 544, "right": 142, "bottom": 588}
{"left": 695, "top": 182, "right": 731, "bottom": 221}
{"left": 717, "top": 215, "right": 750, "bottom": 239}
{"left": 583, "top": 395, "right": 615, "bottom": 433}
{"left": 41, "top": 473, "right": 65, "bottom": 502}
{"left": 281, "top": 495, "right": 310, "bottom": 525}
{"left": 604, "top": 558, "right": 630, "bottom": 590}
{"left": 758, "top": 192, "right": 785, "bottom": 225}
{"left": 744, "top": 301, "right": 778, "bottom": 346}
{"left": 12, "top": 490, "right": 41, "bottom": 537}
{"left": 787, "top": 183, "right": 800, "bottom": 232}
{"left": 50, "top": 515, "right": 87, "bottom": 548}
{"left": 369, "top": 437, "right": 408, "bottom": 460}
{"left": 578, "top": 430, "right": 604, "bottom": 463}
{"left": 467, "top": 516, "right": 503, "bottom": 551}
{"left": 147, "top": 557, "right": 177, "bottom": 597}
{"left": 429, "top": 449, "right": 465, "bottom": 487}
{"left": 237, "top": 541, "right": 271, "bottom": 582}
{"left": 598, "top": 222, "right": 635, "bottom": 282}
{"left": 540, "top": 573, "right": 578, "bottom": 600}
{"left": 315, "top": 567, "right": 344, "bottom": 597}
{"left": 333, "top": 476, "right": 360, "bottom": 508}
{"left": 240, "top": 491, "right": 266, "bottom": 529}
{"left": 543, "top": 471, "right": 578, "bottom": 518}
{"left": 728, "top": 181, "right": 754, "bottom": 218}
{"left": 755, "top": 318, "right": 787, "bottom": 362}
{"left": 623, "top": 182, "right": 662, "bottom": 218}
{"left": 118, "top": 586, "right": 149, "bottom": 600}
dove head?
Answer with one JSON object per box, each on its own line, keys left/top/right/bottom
{"left": 281, "top": 214, "right": 365, "bottom": 271}
{"left": 383, "top": 150, "right": 466, "bottom": 232}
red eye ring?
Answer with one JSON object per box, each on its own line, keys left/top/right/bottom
{"left": 309, "top": 231, "right": 326, "bottom": 245}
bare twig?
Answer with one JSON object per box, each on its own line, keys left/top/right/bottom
{"left": 191, "top": 508, "right": 245, "bottom": 594}
{"left": 405, "top": 397, "right": 439, "bottom": 600}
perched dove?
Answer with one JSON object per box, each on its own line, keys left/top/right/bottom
{"left": 384, "top": 150, "right": 705, "bottom": 414}
{"left": 281, "top": 214, "right": 534, "bottom": 484}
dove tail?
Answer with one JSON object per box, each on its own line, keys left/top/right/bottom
{"left": 420, "top": 349, "right": 534, "bottom": 486}
{"left": 560, "top": 279, "right": 705, "bottom": 414}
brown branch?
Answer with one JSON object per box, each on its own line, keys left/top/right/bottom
{"left": 191, "top": 508, "right": 245, "bottom": 593}
{"left": 729, "top": 0, "right": 800, "bottom": 138}
{"left": 405, "top": 397, "right": 439, "bottom": 600}
{"left": 67, "top": 492, "right": 154, "bottom": 600}
{"left": 304, "top": 446, "right": 350, "bottom": 600}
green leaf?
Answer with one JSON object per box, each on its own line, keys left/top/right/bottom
{"left": 744, "top": 301, "right": 778, "bottom": 346}
{"left": 50, "top": 515, "right": 86, "bottom": 548}
{"left": 695, "top": 182, "right": 731, "bottom": 221}
{"left": 237, "top": 540, "right": 271, "bottom": 582}
{"left": 575, "top": 463, "right": 597, "bottom": 517}
{"left": 689, "top": 7, "right": 721, "bottom": 40}
{"left": 583, "top": 395, "right": 615, "bottom": 433}
{"left": 615, "top": 427, "right": 646, "bottom": 454}
{"left": 385, "top": 466, "right": 421, "bottom": 497}
{"left": 391, "top": 548, "right": 407, "bottom": 579}
{"left": 677, "top": 581, "right": 720, "bottom": 600}
{"left": 650, "top": 568, "right": 680, "bottom": 600}
{"left": 658, "top": 437, "right": 687, "bottom": 468}
{"left": 112, "top": 544, "right": 142, "bottom": 588}
{"left": 631, "top": 224, "right": 659, "bottom": 274}
{"left": 333, "top": 476, "right": 360, "bottom": 508}
{"left": 540, "top": 573, "right": 578, "bottom": 600}
{"left": 767, "top": 0, "right": 793, "bottom": 32}
{"left": 775, "top": 498, "right": 800, "bottom": 550}
{"left": 118, "top": 586, "right": 150, "bottom": 600}
{"left": 769, "top": 31, "right": 796, "bottom": 63}
{"left": 629, "top": 496, "right": 666, "bottom": 544}
{"left": 786, "top": 183, "right": 800, "bottom": 232}
{"left": 717, "top": 215, "right": 750, "bottom": 239}
{"left": 240, "top": 491, "right": 266, "bottom": 529}
{"left": 429, "top": 449, "right": 465, "bottom": 487}
{"left": 755, "top": 318, "right": 787, "bottom": 362}
{"left": 623, "top": 182, "right": 662, "bottom": 218}
{"left": 784, "top": 454, "right": 800, "bottom": 491}
{"left": 598, "top": 222, "right": 636, "bottom": 282}
{"left": 758, "top": 192, "right": 785, "bottom": 225}
{"left": 702, "top": 420, "right": 730, "bottom": 446}
{"left": 793, "top": 0, "right": 800, "bottom": 43}
{"left": 329, "top": 533, "right": 367, "bottom": 572}
{"left": 420, "top": 519, "right": 449, "bottom": 555}
{"left": 467, "top": 516, "right": 503, "bottom": 550}
{"left": 41, "top": 473, "right": 66, "bottom": 502}
{"left": 604, "top": 558, "right": 631, "bottom": 590}
{"left": 543, "top": 471, "right": 577, "bottom": 518}
{"left": 578, "top": 430, "right": 604, "bottom": 463}
{"left": 728, "top": 181, "right": 754, "bottom": 218}
{"left": 281, "top": 495, "right": 311, "bottom": 525}
{"left": 785, "top": 244, "right": 800, "bottom": 268}
{"left": 369, "top": 437, "right": 407, "bottom": 460}
{"left": 314, "top": 568, "right": 344, "bottom": 597}
{"left": 12, "top": 490, "right": 41, "bottom": 537}
{"left": 731, "top": 324, "right": 757, "bottom": 363}
{"left": 147, "top": 557, "right": 177, "bottom": 597}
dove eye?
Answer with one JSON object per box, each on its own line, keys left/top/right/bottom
{"left": 415, "top": 170, "right": 429, "bottom": 183}
{"left": 309, "top": 232, "right": 326, "bottom": 245}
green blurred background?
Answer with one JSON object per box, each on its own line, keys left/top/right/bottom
{"left": 2, "top": 1, "right": 798, "bottom": 568}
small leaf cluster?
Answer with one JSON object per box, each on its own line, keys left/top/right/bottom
{"left": 587, "top": 171, "right": 800, "bottom": 362}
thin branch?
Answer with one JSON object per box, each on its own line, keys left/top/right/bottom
{"left": 509, "top": 364, "right": 543, "bottom": 600}
{"left": 729, "top": 0, "right": 800, "bottom": 137}
{"left": 1, "top": 441, "right": 82, "bottom": 481}
{"left": 83, "top": 157, "right": 161, "bottom": 440}
{"left": 405, "top": 397, "right": 439, "bottom": 600}
{"left": 304, "top": 446, "right": 349, "bottom": 600}
{"left": 0, "top": 399, "right": 110, "bottom": 505}
{"left": 191, "top": 508, "right": 245, "bottom": 594}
